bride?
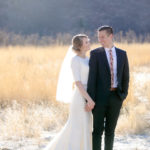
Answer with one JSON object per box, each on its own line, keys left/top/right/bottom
{"left": 44, "top": 34, "right": 95, "bottom": 150}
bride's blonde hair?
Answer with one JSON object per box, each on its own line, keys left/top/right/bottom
{"left": 72, "top": 34, "right": 88, "bottom": 52}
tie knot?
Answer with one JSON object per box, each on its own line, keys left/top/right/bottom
{"left": 109, "top": 49, "right": 112, "bottom": 54}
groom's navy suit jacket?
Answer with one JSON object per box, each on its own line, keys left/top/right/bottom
{"left": 87, "top": 47, "right": 129, "bottom": 105}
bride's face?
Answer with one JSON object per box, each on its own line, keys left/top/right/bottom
{"left": 80, "top": 37, "right": 90, "bottom": 52}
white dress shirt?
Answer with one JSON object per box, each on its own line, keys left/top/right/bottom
{"left": 105, "top": 46, "right": 118, "bottom": 88}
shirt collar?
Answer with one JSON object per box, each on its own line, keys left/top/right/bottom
{"left": 105, "top": 46, "right": 115, "bottom": 52}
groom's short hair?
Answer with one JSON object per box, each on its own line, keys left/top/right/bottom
{"left": 98, "top": 25, "right": 113, "bottom": 35}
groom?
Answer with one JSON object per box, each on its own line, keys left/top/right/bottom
{"left": 87, "top": 25, "right": 129, "bottom": 150}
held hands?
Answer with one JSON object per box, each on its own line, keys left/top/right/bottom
{"left": 85, "top": 99, "right": 95, "bottom": 112}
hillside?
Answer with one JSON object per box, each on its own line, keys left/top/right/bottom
{"left": 0, "top": 0, "right": 150, "bottom": 35}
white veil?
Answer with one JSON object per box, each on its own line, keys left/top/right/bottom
{"left": 56, "top": 46, "right": 76, "bottom": 103}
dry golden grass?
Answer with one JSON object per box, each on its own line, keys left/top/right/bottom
{"left": 115, "top": 43, "right": 150, "bottom": 67}
{"left": 0, "top": 43, "right": 149, "bottom": 138}
{"left": 0, "top": 45, "right": 68, "bottom": 104}
{"left": 0, "top": 43, "right": 149, "bottom": 103}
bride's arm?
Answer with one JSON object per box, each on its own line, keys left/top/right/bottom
{"left": 71, "top": 57, "right": 95, "bottom": 110}
{"left": 74, "top": 81, "right": 95, "bottom": 109}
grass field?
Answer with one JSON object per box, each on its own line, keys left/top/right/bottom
{"left": 0, "top": 43, "right": 150, "bottom": 139}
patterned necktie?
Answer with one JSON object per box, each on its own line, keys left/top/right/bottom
{"left": 109, "top": 49, "right": 114, "bottom": 88}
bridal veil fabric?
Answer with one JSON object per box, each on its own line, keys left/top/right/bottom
{"left": 56, "top": 46, "right": 76, "bottom": 103}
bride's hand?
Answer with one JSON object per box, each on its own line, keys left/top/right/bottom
{"left": 85, "top": 104, "right": 91, "bottom": 112}
{"left": 87, "top": 99, "right": 95, "bottom": 110}
{"left": 85, "top": 100, "right": 95, "bottom": 112}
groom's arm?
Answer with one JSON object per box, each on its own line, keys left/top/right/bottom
{"left": 87, "top": 50, "right": 98, "bottom": 102}
{"left": 122, "top": 52, "right": 129, "bottom": 99}
{"left": 118, "top": 51, "right": 129, "bottom": 100}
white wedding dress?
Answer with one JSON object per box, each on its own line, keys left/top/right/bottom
{"left": 44, "top": 55, "right": 93, "bottom": 150}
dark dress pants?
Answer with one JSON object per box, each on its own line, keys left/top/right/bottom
{"left": 92, "top": 91, "right": 123, "bottom": 150}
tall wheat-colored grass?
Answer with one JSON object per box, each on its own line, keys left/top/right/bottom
{"left": 0, "top": 43, "right": 149, "bottom": 138}
{"left": 0, "top": 43, "right": 149, "bottom": 103}
{"left": 0, "top": 45, "right": 67, "bottom": 104}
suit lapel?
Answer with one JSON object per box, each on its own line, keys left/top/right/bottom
{"left": 116, "top": 48, "right": 121, "bottom": 77}
{"left": 99, "top": 47, "right": 122, "bottom": 77}
{"left": 100, "top": 48, "right": 110, "bottom": 75}
{"left": 100, "top": 47, "right": 122, "bottom": 76}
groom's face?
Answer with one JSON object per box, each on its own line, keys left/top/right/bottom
{"left": 98, "top": 30, "right": 113, "bottom": 47}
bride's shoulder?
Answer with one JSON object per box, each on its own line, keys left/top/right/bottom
{"left": 71, "top": 56, "right": 80, "bottom": 69}
{"left": 71, "top": 55, "right": 79, "bottom": 62}
{"left": 71, "top": 55, "right": 79, "bottom": 63}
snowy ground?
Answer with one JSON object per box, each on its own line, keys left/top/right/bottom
{"left": 1, "top": 133, "right": 150, "bottom": 150}
{"left": 114, "top": 134, "right": 150, "bottom": 150}
{"left": 0, "top": 66, "right": 150, "bottom": 150}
